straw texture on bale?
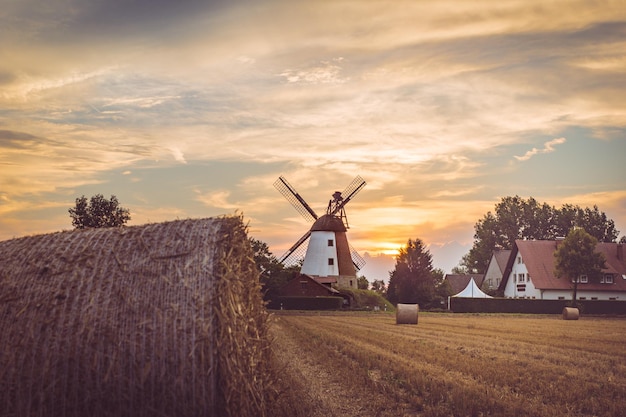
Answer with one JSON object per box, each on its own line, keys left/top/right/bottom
{"left": 562, "top": 307, "right": 580, "bottom": 320}
{"left": 396, "top": 303, "right": 419, "bottom": 325}
{"left": 0, "top": 216, "right": 272, "bottom": 417}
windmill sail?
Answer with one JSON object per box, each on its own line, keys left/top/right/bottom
{"left": 274, "top": 175, "right": 367, "bottom": 284}
{"left": 278, "top": 230, "right": 311, "bottom": 264}
{"left": 350, "top": 244, "right": 366, "bottom": 271}
{"left": 329, "top": 175, "right": 366, "bottom": 215}
{"left": 274, "top": 176, "right": 318, "bottom": 222}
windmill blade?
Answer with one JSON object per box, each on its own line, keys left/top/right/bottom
{"left": 329, "top": 175, "right": 366, "bottom": 215}
{"left": 350, "top": 244, "right": 366, "bottom": 272}
{"left": 274, "top": 176, "right": 318, "bottom": 222}
{"left": 278, "top": 230, "right": 311, "bottom": 265}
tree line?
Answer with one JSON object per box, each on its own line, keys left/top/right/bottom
{"left": 457, "top": 196, "right": 619, "bottom": 274}
{"left": 68, "top": 194, "right": 620, "bottom": 308}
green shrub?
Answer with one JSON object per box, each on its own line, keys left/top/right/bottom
{"left": 269, "top": 296, "right": 344, "bottom": 310}
{"left": 339, "top": 288, "right": 395, "bottom": 311}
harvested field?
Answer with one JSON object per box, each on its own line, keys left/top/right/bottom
{"left": 270, "top": 312, "right": 626, "bottom": 417}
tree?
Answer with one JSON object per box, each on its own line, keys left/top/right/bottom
{"left": 357, "top": 276, "right": 369, "bottom": 290}
{"left": 69, "top": 194, "right": 131, "bottom": 229}
{"left": 371, "top": 279, "right": 386, "bottom": 295}
{"left": 554, "top": 228, "right": 606, "bottom": 305}
{"left": 386, "top": 238, "right": 435, "bottom": 306}
{"left": 460, "top": 196, "right": 618, "bottom": 273}
{"left": 430, "top": 268, "right": 451, "bottom": 309}
{"left": 249, "top": 237, "right": 296, "bottom": 301}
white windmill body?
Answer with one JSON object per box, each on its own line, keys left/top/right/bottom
{"left": 274, "top": 176, "right": 366, "bottom": 290}
{"left": 300, "top": 214, "right": 357, "bottom": 288}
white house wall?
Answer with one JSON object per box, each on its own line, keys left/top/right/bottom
{"left": 484, "top": 255, "right": 502, "bottom": 290}
{"left": 504, "top": 254, "right": 542, "bottom": 298}
{"left": 504, "top": 254, "right": 625, "bottom": 300}
{"left": 301, "top": 231, "right": 338, "bottom": 277}
{"left": 538, "top": 289, "right": 624, "bottom": 300}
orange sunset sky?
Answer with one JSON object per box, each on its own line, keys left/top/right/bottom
{"left": 1, "top": 0, "right": 625, "bottom": 280}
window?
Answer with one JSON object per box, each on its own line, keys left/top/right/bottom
{"left": 558, "top": 296, "right": 565, "bottom": 300}
{"left": 527, "top": 275, "right": 531, "bottom": 283}
{"left": 517, "top": 256, "right": 522, "bottom": 264}
{"left": 573, "top": 275, "right": 588, "bottom": 283}
{"left": 328, "top": 239, "right": 334, "bottom": 247}
{"left": 328, "top": 258, "right": 334, "bottom": 266}
{"left": 513, "top": 274, "right": 517, "bottom": 283}
{"left": 603, "top": 274, "right": 614, "bottom": 284}
{"left": 519, "top": 273, "right": 525, "bottom": 283}
{"left": 591, "top": 297, "right": 598, "bottom": 300}
{"left": 496, "top": 278, "right": 501, "bottom": 286}
{"left": 487, "top": 278, "right": 493, "bottom": 287}
{"left": 579, "top": 297, "right": 587, "bottom": 300}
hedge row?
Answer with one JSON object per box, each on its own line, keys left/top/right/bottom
{"left": 449, "top": 297, "right": 626, "bottom": 315}
{"left": 267, "top": 296, "right": 344, "bottom": 310}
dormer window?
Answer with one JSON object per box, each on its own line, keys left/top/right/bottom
{"left": 573, "top": 275, "right": 588, "bottom": 284}
{"left": 602, "top": 274, "right": 614, "bottom": 284}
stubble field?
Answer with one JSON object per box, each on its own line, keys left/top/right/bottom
{"left": 269, "top": 312, "right": 626, "bottom": 417}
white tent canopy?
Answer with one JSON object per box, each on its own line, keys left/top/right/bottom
{"left": 451, "top": 277, "right": 493, "bottom": 298}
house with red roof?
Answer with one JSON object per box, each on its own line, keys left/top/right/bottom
{"left": 484, "top": 248, "right": 511, "bottom": 291}
{"left": 499, "top": 240, "right": 626, "bottom": 300}
{"left": 279, "top": 273, "right": 353, "bottom": 306}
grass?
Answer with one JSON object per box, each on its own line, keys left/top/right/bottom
{"left": 270, "top": 312, "right": 626, "bottom": 417}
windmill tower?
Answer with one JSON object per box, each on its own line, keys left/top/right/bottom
{"left": 274, "top": 175, "right": 366, "bottom": 289}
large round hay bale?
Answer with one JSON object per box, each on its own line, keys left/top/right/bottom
{"left": 562, "top": 306, "right": 580, "bottom": 320}
{"left": 0, "top": 216, "right": 272, "bottom": 417}
{"left": 396, "top": 303, "right": 419, "bottom": 324}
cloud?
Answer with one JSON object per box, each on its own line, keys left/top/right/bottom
{"left": 279, "top": 58, "right": 348, "bottom": 85}
{"left": 1, "top": 0, "right": 625, "bottom": 257}
{"left": 168, "top": 146, "right": 187, "bottom": 164}
{"left": 514, "top": 137, "right": 567, "bottom": 161}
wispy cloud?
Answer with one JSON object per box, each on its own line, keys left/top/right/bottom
{"left": 514, "top": 138, "right": 567, "bottom": 161}
{"left": 1, "top": 0, "right": 625, "bottom": 268}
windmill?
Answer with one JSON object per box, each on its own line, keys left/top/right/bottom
{"left": 274, "top": 175, "right": 366, "bottom": 289}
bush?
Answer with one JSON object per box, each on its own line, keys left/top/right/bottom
{"left": 268, "top": 296, "right": 344, "bottom": 310}
{"left": 339, "top": 288, "right": 395, "bottom": 311}
{"left": 449, "top": 297, "right": 626, "bottom": 314}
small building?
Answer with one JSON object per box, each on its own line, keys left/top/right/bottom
{"left": 444, "top": 274, "right": 485, "bottom": 295}
{"left": 499, "top": 240, "right": 626, "bottom": 300}
{"left": 280, "top": 274, "right": 353, "bottom": 306}
{"left": 484, "top": 248, "right": 511, "bottom": 291}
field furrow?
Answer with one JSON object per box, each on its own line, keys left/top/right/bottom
{"left": 271, "top": 312, "right": 626, "bottom": 417}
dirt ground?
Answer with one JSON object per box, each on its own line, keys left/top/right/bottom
{"left": 270, "top": 321, "right": 372, "bottom": 417}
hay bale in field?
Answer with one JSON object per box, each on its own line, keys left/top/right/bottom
{"left": 396, "top": 303, "right": 419, "bottom": 324}
{"left": 562, "top": 307, "right": 580, "bottom": 320}
{"left": 0, "top": 216, "right": 272, "bottom": 417}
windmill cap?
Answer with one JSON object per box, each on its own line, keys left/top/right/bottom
{"left": 310, "top": 214, "right": 346, "bottom": 232}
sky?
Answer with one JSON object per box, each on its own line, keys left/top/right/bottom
{"left": 1, "top": 0, "right": 625, "bottom": 281}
